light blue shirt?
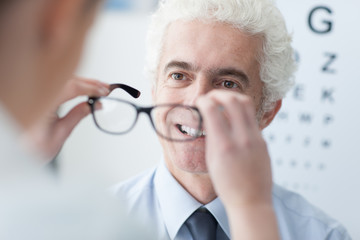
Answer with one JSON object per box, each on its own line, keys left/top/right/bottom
{"left": 113, "top": 161, "right": 351, "bottom": 240}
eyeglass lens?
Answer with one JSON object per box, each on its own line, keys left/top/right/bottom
{"left": 93, "top": 98, "right": 138, "bottom": 134}
{"left": 151, "top": 105, "right": 202, "bottom": 141}
{"left": 92, "top": 99, "right": 202, "bottom": 141}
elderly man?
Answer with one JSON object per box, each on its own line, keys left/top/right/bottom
{"left": 113, "top": 0, "right": 350, "bottom": 239}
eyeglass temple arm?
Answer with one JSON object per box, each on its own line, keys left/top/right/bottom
{"left": 109, "top": 83, "right": 141, "bottom": 98}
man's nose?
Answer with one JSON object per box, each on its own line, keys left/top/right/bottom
{"left": 186, "top": 76, "right": 213, "bottom": 105}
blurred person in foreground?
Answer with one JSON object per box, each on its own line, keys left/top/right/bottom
{"left": 113, "top": 0, "right": 351, "bottom": 239}
{"left": 0, "top": 0, "right": 289, "bottom": 239}
{"left": 0, "top": 0, "right": 141, "bottom": 239}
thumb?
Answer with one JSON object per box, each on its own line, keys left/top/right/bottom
{"left": 54, "top": 102, "right": 91, "bottom": 142}
{"left": 37, "top": 102, "right": 91, "bottom": 159}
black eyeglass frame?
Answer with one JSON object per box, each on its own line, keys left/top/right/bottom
{"left": 87, "top": 83, "right": 203, "bottom": 142}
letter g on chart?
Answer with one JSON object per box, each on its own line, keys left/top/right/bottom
{"left": 308, "top": 6, "right": 334, "bottom": 34}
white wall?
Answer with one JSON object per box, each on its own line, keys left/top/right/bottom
{"left": 61, "top": 1, "right": 360, "bottom": 238}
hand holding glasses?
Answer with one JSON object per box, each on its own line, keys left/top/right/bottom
{"left": 87, "top": 84, "right": 203, "bottom": 142}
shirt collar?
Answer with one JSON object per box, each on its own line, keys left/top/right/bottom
{"left": 205, "top": 197, "right": 230, "bottom": 237}
{"left": 154, "top": 161, "right": 230, "bottom": 239}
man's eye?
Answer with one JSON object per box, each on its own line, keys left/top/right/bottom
{"left": 222, "top": 81, "right": 238, "bottom": 89}
{"left": 171, "top": 73, "right": 185, "bottom": 80}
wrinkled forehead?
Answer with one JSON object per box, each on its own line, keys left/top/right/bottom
{"left": 158, "top": 20, "right": 263, "bottom": 80}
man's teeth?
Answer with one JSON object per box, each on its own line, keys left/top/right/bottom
{"left": 180, "top": 125, "right": 206, "bottom": 137}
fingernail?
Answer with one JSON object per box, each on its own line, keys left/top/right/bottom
{"left": 99, "top": 87, "right": 110, "bottom": 95}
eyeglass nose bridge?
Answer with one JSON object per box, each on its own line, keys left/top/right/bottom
{"left": 135, "top": 106, "right": 158, "bottom": 134}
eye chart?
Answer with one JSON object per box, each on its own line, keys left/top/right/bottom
{"left": 263, "top": 1, "right": 360, "bottom": 237}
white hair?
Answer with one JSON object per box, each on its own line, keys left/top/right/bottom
{"left": 146, "top": 0, "right": 296, "bottom": 111}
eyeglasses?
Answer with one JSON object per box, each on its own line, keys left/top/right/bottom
{"left": 87, "top": 83, "right": 203, "bottom": 142}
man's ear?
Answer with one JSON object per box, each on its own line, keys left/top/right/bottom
{"left": 40, "top": 0, "right": 85, "bottom": 50}
{"left": 259, "top": 99, "right": 282, "bottom": 130}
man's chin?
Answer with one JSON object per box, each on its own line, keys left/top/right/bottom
{"left": 161, "top": 140, "right": 208, "bottom": 173}
{"left": 175, "top": 158, "right": 208, "bottom": 174}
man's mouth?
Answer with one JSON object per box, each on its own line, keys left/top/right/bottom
{"left": 176, "top": 124, "right": 206, "bottom": 137}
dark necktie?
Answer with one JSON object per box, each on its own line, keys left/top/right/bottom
{"left": 185, "top": 208, "right": 218, "bottom": 240}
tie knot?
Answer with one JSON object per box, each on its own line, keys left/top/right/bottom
{"left": 185, "top": 208, "right": 218, "bottom": 240}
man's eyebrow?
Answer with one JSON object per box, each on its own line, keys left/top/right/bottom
{"left": 164, "top": 61, "right": 198, "bottom": 73}
{"left": 211, "top": 68, "right": 250, "bottom": 87}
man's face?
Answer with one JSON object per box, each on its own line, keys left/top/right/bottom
{"left": 153, "top": 20, "right": 264, "bottom": 174}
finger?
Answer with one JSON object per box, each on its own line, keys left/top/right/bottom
{"left": 72, "top": 76, "right": 110, "bottom": 97}
{"left": 58, "top": 76, "right": 110, "bottom": 104}
{"left": 223, "top": 94, "right": 258, "bottom": 133}
{"left": 243, "top": 97, "right": 261, "bottom": 133}
{"left": 206, "top": 91, "right": 254, "bottom": 136}
{"left": 196, "top": 95, "right": 231, "bottom": 143}
{"left": 54, "top": 102, "right": 91, "bottom": 140}
{"left": 78, "top": 76, "right": 109, "bottom": 88}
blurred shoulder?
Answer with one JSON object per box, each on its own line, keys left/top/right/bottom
{"left": 273, "top": 184, "right": 351, "bottom": 240}
{"left": 111, "top": 166, "right": 157, "bottom": 201}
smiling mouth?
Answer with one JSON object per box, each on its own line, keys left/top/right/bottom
{"left": 176, "top": 124, "right": 206, "bottom": 138}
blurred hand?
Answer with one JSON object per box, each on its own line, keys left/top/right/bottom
{"left": 196, "top": 90, "right": 273, "bottom": 208}
{"left": 197, "top": 90, "right": 279, "bottom": 239}
{"left": 23, "top": 76, "right": 110, "bottom": 161}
